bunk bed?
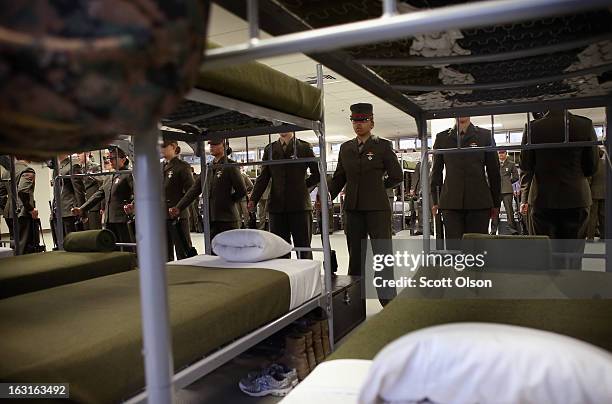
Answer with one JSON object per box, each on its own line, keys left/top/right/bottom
{"left": 205, "top": 0, "right": 612, "bottom": 401}
{"left": 0, "top": 250, "right": 136, "bottom": 299}
{"left": 2, "top": 0, "right": 611, "bottom": 402}
{"left": 0, "top": 45, "right": 334, "bottom": 403}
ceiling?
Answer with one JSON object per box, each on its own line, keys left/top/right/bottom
{"left": 206, "top": 4, "right": 607, "bottom": 152}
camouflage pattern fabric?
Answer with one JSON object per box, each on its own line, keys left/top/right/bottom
{"left": 0, "top": 0, "right": 210, "bottom": 160}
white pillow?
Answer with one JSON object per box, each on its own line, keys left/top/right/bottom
{"left": 212, "top": 229, "right": 293, "bottom": 262}
{"left": 359, "top": 323, "right": 612, "bottom": 404}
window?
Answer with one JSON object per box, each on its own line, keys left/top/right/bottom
{"left": 399, "top": 138, "right": 416, "bottom": 150}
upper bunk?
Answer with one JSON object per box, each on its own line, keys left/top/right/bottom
{"left": 163, "top": 50, "right": 323, "bottom": 142}
{"left": 213, "top": 0, "right": 612, "bottom": 120}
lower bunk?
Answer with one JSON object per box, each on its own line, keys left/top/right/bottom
{"left": 0, "top": 255, "right": 322, "bottom": 403}
{"left": 282, "top": 270, "right": 612, "bottom": 403}
{"left": 0, "top": 250, "right": 137, "bottom": 299}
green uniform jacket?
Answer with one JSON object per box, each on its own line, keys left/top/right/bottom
{"left": 163, "top": 157, "right": 194, "bottom": 219}
{"left": 251, "top": 138, "right": 320, "bottom": 213}
{"left": 177, "top": 156, "right": 246, "bottom": 222}
{"left": 329, "top": 136, "right": 402, "bottom": 211}
{"left": 3, "top": 161, "right": 36, "bottom": 219}
{"left": 520, "top": 111, "right": 598, "bottom": 209}
{"left": 81, "top": 171, "right": 134, "bottom": 224}
{"left": 83, "top": 162, "right": 103, "bottom": 211}
{"left": 500, "top": 158, "right": 519, "bottom": 195}
{"left": 431, "top": 124, "right": 501, "bottom": 210}
{"left": 57, "top": 157, "right": 86, "bottom": 218}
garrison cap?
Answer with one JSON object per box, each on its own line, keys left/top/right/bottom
{"left": 108, "top": 144, "right": 127, "bottom": 158}
{"left": 350, "top": 103, "right": 373, "bottom": 121}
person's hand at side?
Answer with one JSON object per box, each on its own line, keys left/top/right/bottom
{"left": 168, "top": 207, "right": 180, "bottom": 219}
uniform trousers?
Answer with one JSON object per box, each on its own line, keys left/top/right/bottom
{"left": 269, "top": 211, "right": 313, "bottom": 259}
{"left": 211, "top": 221, "right": 240, "bottom": 243}
{"left": 6, "top": 217, "right": 35, "bottom": 255}
{"left": 257, "top": 199, "right": 269, "bottom": 230}
{"left": 531, "top": 207, "right": 589, "bottom": 270}
{"left": 491, "top": 194, "right": 517, "bottom": 234}
{"left": 106, "top": 222, "right": 133, "bottom": 244}
{"left": 441, "top": 209, "right": 490, "bottom": 250}
{"left": 345, "top": 210, "right": 396, "bottom": 303}
{"left": 587, "top": 199, "right": 605, "bottom": 239}
{"left": 84, "top": 210, "right": 102, "bottom": 230}
{"left": 166, "top": 218, "right": 192, "bottom": 261}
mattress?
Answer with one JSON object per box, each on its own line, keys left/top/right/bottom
{"left": 0, "top": 251, "right": 137, "bottom": 299}
{"left": 173, "top": 255, "right": 322, "bottom": 309}
{"left": 195, "top": 52, "right": 323, "bottom": 122}
{"left": 329, "top": 293, "right": 612, "bottom": 362}
{"left": 0, "top": 259, "right": 320, "bottom": 403}
{"left": 281, "top": 360, "right": 372, "bottom": 404}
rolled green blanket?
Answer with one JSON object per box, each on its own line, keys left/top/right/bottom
{"left": 63, "top": 230, "right": 116, "bottom": 253}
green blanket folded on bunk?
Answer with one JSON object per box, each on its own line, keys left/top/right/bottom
{"left": 197, "top": 45, "right": 322, "bottom": 122}
{"left": 0, "top": 265, "right": 291, "bottom": 404}
{"left": 63, "top": 229, "right": 116, "bottom": 252}
{"left": 0, "top": 251, "right": 136, "bottom": 299}
{"left": 330, "top": 293, "right": 612, "bottom": 361}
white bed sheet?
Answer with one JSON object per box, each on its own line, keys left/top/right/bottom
{"left": 0, "top": 247, "right": 13, "bottom": 259}
{"left": 172, "top": 255, "right": 322, "bottom": 310}
{"left": 280, "top": 360, "right": 372, "bottom": 404}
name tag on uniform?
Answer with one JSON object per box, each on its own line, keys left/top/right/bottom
{"left": 366, "top": 152, "right": 374, "bottom": 161}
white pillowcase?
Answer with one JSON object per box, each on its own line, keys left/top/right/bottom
{"left": 212, "top": 229, "right": 293, "bottom": 262}
{"left": 359, "top": 322, "right": 612, "bottom": 404}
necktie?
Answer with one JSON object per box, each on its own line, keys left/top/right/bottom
{"left": 358, "top": 142, "right": 364, "bottom": 154}
{"left": 282, "top": 142, "right": 287, "bottom": 154}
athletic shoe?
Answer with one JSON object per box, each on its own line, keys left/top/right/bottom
{"left": 241, "top": 364, "right": 298, "bottom": 386}
{"left": 238, "top": 371, "right": 295, "bottom": 397}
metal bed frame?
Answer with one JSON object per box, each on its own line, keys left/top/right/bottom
{"left": 148, "top": 0, "right": 612, "bottom": 401}
{"left": 3, "top": 0, "right": 610, "bottom": 402}
{"left": 124, "top": 63, "right": 334, "bottom": 403}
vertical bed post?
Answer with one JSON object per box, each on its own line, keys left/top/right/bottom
{"left": 316, "top": 64, "right": 334, "bottom": 349}
{"left": 133, "top": 128, "right": 174, "bottom": 403}
{"left": 8, "top": 156, "right": 20, "bottom": 255}
{"left": 400, "top": 155, "right": 405, "bottom": 231}
{"left": 53, "top": 157, "right": 64, "bottom": 250}
{"left": 606, "top": 105, "right": 611, "bottom": 272}
{"left": 200, "top": 139, "right": 212, "bottom": 255}
{"left": 418, "top": 115, "right": 430, "bottom": 254}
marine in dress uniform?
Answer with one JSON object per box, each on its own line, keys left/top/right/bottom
{"left": 161, "top": 139, "right": 194, "bottom": 261}
{"left": 249, "top": 132, "right": 320, "bottom": 259}
{"left": 587, "top": 148, "right": 606, "bottom": 240}
{"left": 55, "top": 154, "right": 86, "bottom": 237}
{"left": 431, "top": 117, "right": 501, "bottom": 247}
{"left": 73, "top": 146, "right": 134, "bottom": 243}
{"left": 172, "top": 138, "right": 247, "bottom": 242}
{"left": 490, "top": 150, "right": 519, "bottom": 235}
{"left": 520, "top": 110, "right": 599, "bottom": 269}
{"left": 328, "top": 103, "right": 403, "bottom": 304}
{"left": 79, "top": 153, "right": 103, "bottom": 230}
{"left": 3, "top": 159, "right": 37, "bottom": 254}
